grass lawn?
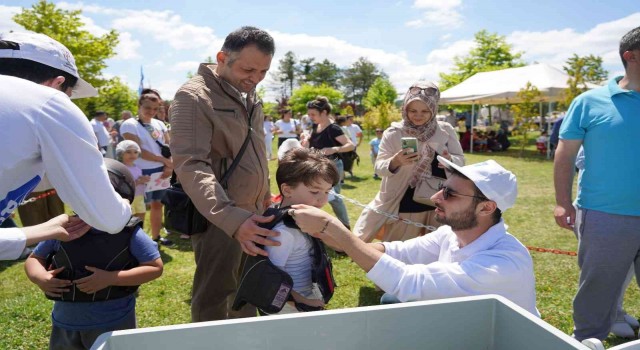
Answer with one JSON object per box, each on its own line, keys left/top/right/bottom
{"left": 1, "top": 133, "right": 638, "bottom": 349}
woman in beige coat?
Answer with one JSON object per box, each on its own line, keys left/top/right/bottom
{"left": 354, "top": 81, "right": 464, "bottom": 242}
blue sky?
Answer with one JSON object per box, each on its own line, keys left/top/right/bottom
{"left": 1, "top": 1, "right": 638, "bottom": 101}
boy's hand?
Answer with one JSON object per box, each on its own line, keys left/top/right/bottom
{"left": 34, "top": 266, "right": 72, "bottom": 297}
{"left": 75, "top": 266, "right": 115, "bottom": 294}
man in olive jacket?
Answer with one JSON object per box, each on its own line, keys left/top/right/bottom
{"left": 170, "top": 26, "right": 279, "bottom": 321}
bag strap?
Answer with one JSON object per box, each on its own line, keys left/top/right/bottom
{"left": 137, "top": 118, "right": 166, "bottom": 149}
{"left": 169, "top": 113, "right": 253, "bottom": 189}
{"left": 220, "top": 113, "right": 253, "bottom": 190}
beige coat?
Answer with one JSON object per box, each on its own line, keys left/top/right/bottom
{"left": 169, "top": 63, "right": 270, "bottom": 237}
{"left": 354, "top": 121, "right": 464, "bottom": 242}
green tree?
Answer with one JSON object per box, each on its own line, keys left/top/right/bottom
{"left": 342, "top": 57, "right": 385, "bottom": 115}
{"left": 274, "top": 51, "right": 297, "bottom": 97}
{"left": 560, "top": 54, "right": 608, "bottom": 109}
{"left": 511, "top": 82, "right": 541, "bottom": 157}
{"left": 363, "top": 103, "right": 401, "bottom": 132}
{"left": 363, "top": 77, "right": 397, "bottom": 110}
{"left": 295, "top": 57, "right": 315, "bottom": 85}
{"left": 307, "top": 59, "right": 342, "bottom": 88}
{"left": 92, "top": 77, "right": 138, "bottom": 118}
{"left": 289, "top": 84, "right": 343, "bottom": 115}
{"left": 14, "top": 0, "right": 119, "bottom": 115}
{"left": 439, "top": 30, "right": 525, "bottom": 91}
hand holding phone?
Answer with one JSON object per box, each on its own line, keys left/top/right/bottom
{"left": 401, "top": 137, "right": 418, "bottom": 153}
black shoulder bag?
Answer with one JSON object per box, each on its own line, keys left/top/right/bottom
{"left": 161, "top": 116, "right": 254, "bottom": 235}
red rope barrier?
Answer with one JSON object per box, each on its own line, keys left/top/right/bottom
{"left": 527, "top": 246, "right": 577, "bottom": 256}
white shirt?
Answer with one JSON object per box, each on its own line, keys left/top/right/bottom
{"left": 347, "top": 124, "right": 362, "bottom": 145}
{"left": 90, "top": 118, "right": 111, "bottom": 148}
{"left": 263, "top": 120, "right": 274, "bottom": 139}
{"left": 0, "top": 228, "right": 26, "bottom": 260}
{"left": 0, "top": 75, "right": 131, "bottom": 242}
{"left": 265, "top": 222, "right": 315, "bottom": 296}
{"left": 367, "top": 220, "right": 539, "bottom": 316}
{"left": 275, "top": 119, "right": 299, "bottom": 138}
{"left": 120, "top": 117, "right": 168, "bottom": 170}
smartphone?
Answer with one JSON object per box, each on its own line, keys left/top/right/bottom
{"left": 401, "top": 137, "right": 418, "bottom": 153}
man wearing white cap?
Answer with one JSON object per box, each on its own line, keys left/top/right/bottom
{"left": 0, "top": 32, "right": 132, "bottom": 260}
{"left": 288, "top": 157, "right": 539, "bottom": 316}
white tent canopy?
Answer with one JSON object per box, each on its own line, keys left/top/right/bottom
{"left": 439, "top": 63, "right": 599, "bottom": 105}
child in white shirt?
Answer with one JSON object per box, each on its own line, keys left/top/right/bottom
{"left": 266, "top": 148, "right": 340, "bottom": 313}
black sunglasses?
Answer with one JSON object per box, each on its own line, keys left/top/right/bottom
{"left": 438, "top": 184, "right": 488, "bottom": 201}
{"left": 409, "top": 86, "right": 438, "bottom": 97}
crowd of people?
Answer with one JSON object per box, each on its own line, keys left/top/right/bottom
{"left": 1, "top": 24, "right": 639, "bottom": 348}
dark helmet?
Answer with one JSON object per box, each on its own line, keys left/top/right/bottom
{"left": 104, "top": 158, "right": 136, "bottom": 203}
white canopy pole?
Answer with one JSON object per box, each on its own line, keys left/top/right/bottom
{"left": 470, "top": 103, "right": 475, "bottom": 154}
{"left": 547, "top": 100, "right": 552, "bottom": 159}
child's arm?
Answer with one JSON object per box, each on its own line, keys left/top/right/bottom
{"left": 24, "top": 254, "right": 72, "bottom": 297}
{"left": 74, "top": 258, "right": 163, "bottom": 295}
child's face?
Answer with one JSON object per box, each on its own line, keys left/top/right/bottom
{"left": 282, "top": 178, "right": 333, "bottom": 209}
{"left": 122, "top": 149, "right": 139, "bottom": 164}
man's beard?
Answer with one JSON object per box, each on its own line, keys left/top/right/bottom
{"left": 435, "top": 203, "right": 478, "bottom": 230}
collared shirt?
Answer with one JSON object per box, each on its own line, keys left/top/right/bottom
{"left": 560, "top": 76, "right": 640, "bottom": 216}
{"left": 367, "top": 220, "right": 539, "bottom": 316}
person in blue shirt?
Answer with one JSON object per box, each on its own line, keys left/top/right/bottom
{"left": 369, "top": 128, "right": 383, "bottom": 179}
{"left": 24, "top": 159, "right": 163, "bottom": 350}
{"left": 553, "top": 26, "right": 640, "bottom": 341}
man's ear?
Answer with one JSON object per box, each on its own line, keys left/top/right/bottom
{"left": 41, "top": 76, "right": 66, "bottom": 90}
{"left": 216, "top": 51, "right": 227, "bottom": 65}
{"left": 622, "top": 50, "right": 637, "bottom": 65}
{"left": 476, "top": 200, "right": 497, "bottom": 218}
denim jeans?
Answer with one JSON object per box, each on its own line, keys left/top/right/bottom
{"left": 329, "top": 158, "right": 350, "bottom": 228}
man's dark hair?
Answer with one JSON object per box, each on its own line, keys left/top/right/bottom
{"left": 620, "top": 26, "right": 640, "bottom": 68}
{"left": 94, "top": 111, "right": 107, "bottom": 118}
{"left": 0, "top": 58, "right": 78, "bottom": 91}
{"left": 335, "top": 116, "right": 347, "bottom": 126}
{"left": 221, "top": 26, "right": 275, "bottom": 56}
{"left": 276, "top": 148, "right": 339, "bottom": 194}
{"left": 448, "top": 168, "right": 502, "bottom": 225}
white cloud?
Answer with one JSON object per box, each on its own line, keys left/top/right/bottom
{"left": 113, "top": 31, "right": 141, "bottom": 60}
{"left": 59, "top": 2, "right": 218, "bottom": 51}
{"left": 406, "top": 0, "right": 463, "bottom": 28}
{"left": 508, "top": 12, "right": 640, "bottom": 71}
{"left": 0, "top": 5, "right": 24, "bottom": 32}
{"left": 111, "top": 10, "right": 217, "bottom": 50}
{"left": 170, "top": 60, "right": 201, "bottom": 73}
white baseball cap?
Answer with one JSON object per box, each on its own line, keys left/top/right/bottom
{"left": 277, "top": 138, "right": 303, "bottom": 160}
{"left": 437, "top": 156, "right": 517, "bottom": 212}
{"left": 0, "top": 31, "right": 98, "bottom": 99}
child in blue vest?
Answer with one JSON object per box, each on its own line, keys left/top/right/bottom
{"left": 24, "top": 159, "right": 163, "bottom": 350}
{"left": 265, "top": 148, "right": 340, "bottom": 313}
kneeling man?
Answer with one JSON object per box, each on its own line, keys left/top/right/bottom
{"left": 289, "top": 156, "right": 538, "bottom": 316}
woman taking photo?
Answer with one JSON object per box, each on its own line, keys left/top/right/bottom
{"left": 120, "top": 91, "right": 173, "bottom": 246}
{"left": 354, "top": 81, "right": 464, "bottom": 242}
{"left": 274, "top": 108, "right": 301, "bottom": 147}
{"left": 303, "top": 96, "right": 354, "bottom": 229}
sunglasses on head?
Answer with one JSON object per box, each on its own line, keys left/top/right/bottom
{"left": 409, "top": 86, "right": 438, "bottom": 97}
{"left": 438, "top": 183, "right": 488, "bottom": 201}
{"left": 306, "top": 100, "right": 326, "bottom": 110}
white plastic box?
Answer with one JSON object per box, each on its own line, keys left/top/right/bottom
{"left": 92, "top": 295, "right": 592, "bottom": 350}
